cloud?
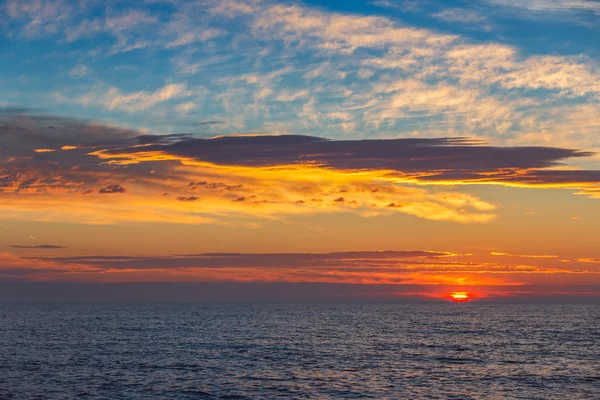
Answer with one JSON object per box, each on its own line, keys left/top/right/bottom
{"left": 8, "top": 249, "right": 598, "bottom": 287}
{"left": 0, "top": 111, "right": 141, "bottom": 164}
{"left": 176, "top": 196, "right": 199, "bottom": 201}
{"left": 577, "top": 258, "right": 600, "bottom": 264}
{"left": 495, "top": 55, "right": 600, "bottom": 97}
{"left": 8, "top": 244, "right": 66, "bottom": 249}
{"left": 432, "top": 8, "right": 493, "bottom": 31}
{"left": 78, "top": 83, "right": 192, "bottom": 113}
{"left": 10, "top": 0, "right": 598, "bottom": 152}
{"left": 5, "top": 0, "right": 222, "bottom": 54}
{"left": 99, "top": 184, "right": 127, "bottom": 194}
{"left": 85, "top": 130, "right": 600, "bottom": 202}
{"left": 490, "top": 252, "right": 558, "bottom": 259}
{"left": 3, "top": 112, "right": 600, "bottom": 226}
{"left": 165, "top": 30, "right": 220, "bottom": 48}
{"left": 175, "top": 101, "right": 196, "bottom": 114}
{"left": 198, "top": 120, "right": 226, "bottom": 125}
{"left": 99, "top": 133, "right": 595, "bottom": 179}
{"left": 68, "top": 64, "right": 89, "bottom": 78}
{"left": 250, "top": 2, "right": 457, "bottom": 55}
{"left": 4, "top": 0, "right": 75, "bottom": 38}
{"left": 65, "top": 9, "right": 157, "bottom": 42}
{"left": 481, "top": 0, "right": 600, "bottom": 18}
{"left": 201, "top": 0, "right": 598, "bottom": 148}
{"left": 40, "top": 250, "right": 458, "bottom": 269}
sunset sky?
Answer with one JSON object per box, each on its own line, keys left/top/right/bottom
{"left": 1, "top": 0, "right": 599, "bottom": 301}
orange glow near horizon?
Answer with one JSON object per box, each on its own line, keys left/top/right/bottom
{"left": 449, "top": 292, "right": 471, "bottom": 302}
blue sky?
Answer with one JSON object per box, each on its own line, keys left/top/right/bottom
{"left": 2, "top": 0, "right": 599, "bottom": 162}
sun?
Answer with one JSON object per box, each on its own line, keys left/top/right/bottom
{"left": 449, "top": 292, "right": 470, "bottom": 302}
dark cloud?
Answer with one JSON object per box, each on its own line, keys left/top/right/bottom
{"left": 0, "top": 112, "right": 140, "bottom": 160}
{"left": 0, "top": 112, "right": 167, "bottom": 194}
{"left": 107, "top": 134, "right": 593, "bottom": 172}
{"left": 176, "top": 196, "right": 199, "bottom": 201}
{"left": 0, "top": 106, "right": 38, "bottom": 115}
{"left": 2, "top": 111, "right": 600, "bottom": 195}
{"left": 197, "top": 120, "right": 226, "bottom": 125}
{"left": 8, "top": 245, "right": 66, "bottom": 249}
{"left": 135, "top": 133, "right": 193, "bottom": 145}
{"left": 33, "top": 250, "right": 457, "bottom": 270}
{"left": 190, "top": 181, "right": 245, "bottom": 191}
{"left": 99, "top": 184, "right": 127, "bottom": 194}
{"left": 93, "top": 133, "right": 600, "bottom": 191}
{"left": 165, "top": 120, "right": 225, "bottom": 126}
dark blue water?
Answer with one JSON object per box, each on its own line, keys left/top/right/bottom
{"left": 0, "top": 303, "right": 598, "bottom": 399}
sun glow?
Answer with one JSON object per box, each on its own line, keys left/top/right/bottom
{"left": 450, "top": 292, "right": 470, "bottom": 302}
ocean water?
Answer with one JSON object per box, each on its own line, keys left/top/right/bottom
{"left": 0, "top": 303, "right": 598, "bottom": 399}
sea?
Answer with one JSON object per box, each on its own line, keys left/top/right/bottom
{"left": 0, "top": 303, "right": 598, "bottom": 399}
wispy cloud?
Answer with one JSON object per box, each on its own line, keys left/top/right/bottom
{"left": 8, "top": 244, "right": 66, "bottom": 249}
{"left": 481, "top": 0, "right": 600, "bottom": 18}
{"left": 78, "top": 83, "right": 192, "bottom": 113}
{"left": 68, "top": 64, "right": 88, "bottom": 78}
{"left": 4, "top": 250, "right": 597, "bottom": 286}
{"left": 7, "top": 0, "right": 599, "bottom": 151}
{"left": 436, "top": 0, "right": 598, "bottom": 30}
{"left": 490, "top": 252, "right": 558, "bottom": 259}
{"left": 65, "top": 9, "right": 157, "bottom": 43}
{"left": 432, "top": 8, "right": 493, "bottom": 30}
{"left": 4, "top": 0, "right": 75, "bottom": 38}
{"left": 201, "top": 0, "right": 599, "bottom": 148}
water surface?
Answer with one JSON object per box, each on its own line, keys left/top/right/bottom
{"left": 1, "top": 303, "right": 598, "bottom": 399}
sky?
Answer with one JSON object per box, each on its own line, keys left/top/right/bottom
{"left": 1, "top": 0, "right": 599, "bottom": 302}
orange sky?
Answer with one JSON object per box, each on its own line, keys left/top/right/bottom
{"left": 2, "top": 116, "right": 600, "bottom": 301}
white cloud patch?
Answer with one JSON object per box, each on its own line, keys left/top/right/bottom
{"left": 477, "top": 0, "right": 600, "bottom": 27}
{"left": 175, "top": 101, "right": 197, "bottom": 114}
{"left": 483, "top": 0, "right": 600, "bottom": 15}
{"left": 4, "top": 0, "right": 74, "bottom": 38}
{"left": 68, "top": 64, "right": 88, "bottom": 78}
{"left": 64, "top": 10, "right": 157, "bottom": 42}
{"left": 79, "top": 83, "right": 192, "bottom": 113}
{"left": 432, "top": 8, "right": 494, "bottom": 31}
{"left": 252, "top": 3, "right": 458, "bottom": 54}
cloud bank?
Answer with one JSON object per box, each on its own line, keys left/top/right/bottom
{"left": 2, "top": 111, "right": 600, "bottom": 226}
{"left": 8, "top": 244, "right": 66, "bottom": 249}
{"left": 1, "top": 250, "right": 597, "bottom": 296}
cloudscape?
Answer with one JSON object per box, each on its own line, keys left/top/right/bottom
{"left": 1, "top": 0, "right": 599, "bottom": 302}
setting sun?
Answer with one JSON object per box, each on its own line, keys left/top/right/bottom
{"left": 450, "top": 292, "right": 471, "bottom": 302}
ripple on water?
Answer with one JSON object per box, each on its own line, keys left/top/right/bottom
{"left": 0, "top": 303, "right": 598, "bottom": 399}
